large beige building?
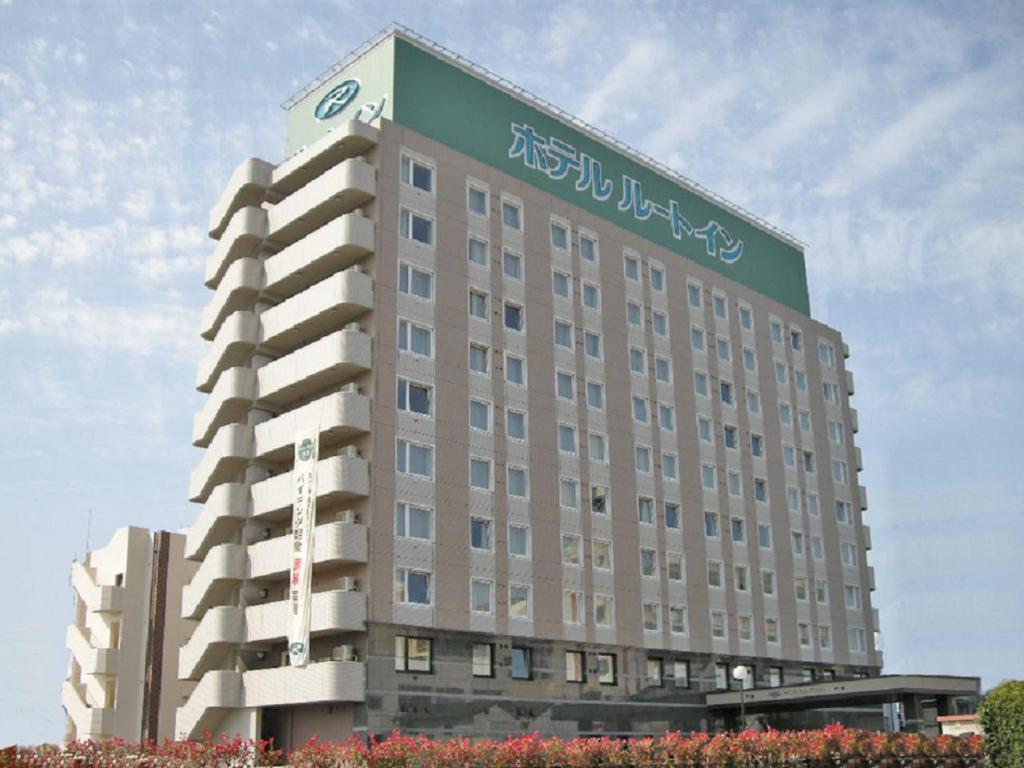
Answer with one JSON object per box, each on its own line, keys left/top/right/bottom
{"left": 174, "top": 27, "right": 883, "bottom": 746}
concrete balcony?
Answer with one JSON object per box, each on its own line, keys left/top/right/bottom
{"left": 248, "top": 521, "right": 368, "bottom": 581}
{"left": 255, "top": 328, "right": 371, "bottom": 408}
{"left": 260, "top": 269, "right": 372, "bottom": 352}
{"left": 185, "top": 483, "right": 250, "bottom": 562}
{"left": 193, "top": 368, "right": 257, "bottom": 448}
{"left": 863, "top": 525, "right": 872, "bottom": 551}
{"left": 858, "top": 484, "right": 869, "bottom": 511}
{"left": 206, "top": 206, "right": 268, "bottom": 289}
{"left": 845, "top": 369, "right": 855, "bottom": 396}
{"left": 242, "top": 660, "right": 364, "bottom": 708}
{"left": 71, "top": 562, "right": 123, "bottom": 614}
{"left": 867, "top": 566, "right": 877, "bottom": 591}
{"left": 181, "top": 543, "right": 246, "bottom": 620}
{"left": 175, "top": 669, "right": 243, "bottom": 740}
{"left": 209, "top": 159, "right": 273, "bottom": 240}
{"left": 271, "top": 120, "right": 379, "bottom": 197}
{"left": 264, "top": 213, "right": 374, "bottom": 299}
{"left": 66, "top": 624, "right": 117, "bottom": 677}
{"left": 855, "top": 446, "right": 864, "bottom": 472}
{"left": 843, "top": 342, "right": 850, "bottom": 359}
{"left": 201, "top": 257, "right": 263, "bottom": 341}
{"left": 251, "top": 455, "right": 369, "bottom": 520}
{"left": 189, "top": 424, "right": 254, "bottom": 504}
{"left": 246, "top": 589, "right": 366, "bottom": 644}
{"left": 62, "top": 680, "right": 114, "bottom": 741}
{"left": 850, "top": 407, "right": 859, "bottom": 433}
{"left": 197, "top": 311, "right": 258, "bottom": 394}
{"left": 178, "top": 606, "right": 244, "bottom": 681}
{"left": 267, "top": 158, "right": 375, "bottom": 247}
{"left": 254, "top": 391, "right": 369, "bottom": 462}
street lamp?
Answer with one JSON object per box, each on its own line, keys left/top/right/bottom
{"left": 732, "top": 665, "right": 750, "bottom": 730}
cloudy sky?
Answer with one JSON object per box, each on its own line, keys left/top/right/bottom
{"left": 1, "top": 0, "right": 1022, "bottom": 745}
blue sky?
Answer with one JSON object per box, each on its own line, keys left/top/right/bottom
{"left": 1, "top": 0, "right": 1022, "bottom": 746}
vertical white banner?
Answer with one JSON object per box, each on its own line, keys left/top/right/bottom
{"left": 288, "top": 429, "right": 319, "bottom": 667}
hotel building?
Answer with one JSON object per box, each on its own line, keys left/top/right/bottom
{"left": 173, "top": 26, "right": 886, "bottom": 746}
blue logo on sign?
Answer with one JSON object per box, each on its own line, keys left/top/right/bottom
{"left": 314, "top": 79, "right": 361, "bottom": 120}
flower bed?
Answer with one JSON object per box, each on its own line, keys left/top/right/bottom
{"left": 2, "top": 725, "right": 984, "bottom": 768}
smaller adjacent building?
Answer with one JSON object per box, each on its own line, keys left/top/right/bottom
{"left": 62, "top": 526, "right": 196, "bottom": 743}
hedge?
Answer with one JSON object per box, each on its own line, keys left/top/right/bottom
{"left": 978, "top": 680, "right": 1024, "bottom": 768}
{"left": 1, "top": 726, "right": 985, "bottom": 768}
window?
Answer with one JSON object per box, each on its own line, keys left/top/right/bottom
{"left": 808, "top": 493, "right": 820, "bottom": 516}
{"left": 467, "top": 183, "right": 488, "bottom": 217}
{"left": 799, "top": 409, "right": 812, "bottom": 433}
{"left": 469, "top": 399, "right": 491, "bottom": 432}
{"left": 711, "top": 611, "right": 727, "bottom": 639}
{"left": 558, "top": 423, "right": 577, "bottom": 454}
{"left": 504, "top": 302, "right": 524, "bottom": 331}
{"left": 753, "top": 478, "right": 768, "bottom": 503}
{"left": 584, "top": 330, "right": 602, "bottom": 358}
{"left": 803, "top": 450, "right": 816, "bottom": 473}
{"left": 716, "top": 336, "right": 731, "bottom": 362}
{"left": 739, "top": 614, "right": 754, "bottom": 642}
{"left": 508, "top": 524, "right": 530, "bottom": 557}
{"left": 792, "top": 531, "right": 805, "bottom": 557}
{"left": 659, "top": 404, "right": 675, "bottom": 431}
{"left": 841, "top": 541, "right": 858, "bottom": 566}
{"left": 665, "top": 503, "right": 681, "bottom": 530}
{"left": 650, "top": 265, "right": 665, "bottom": 291}
{"left": 467, "top": 235, "right": 489, "bottom": 266}
{"left": 735, "top": 565, "right": 749, "bottom": 592}
{"left": 624, "top": 253, "right": 640, "bottom": 281}
{"left": 715, "top": 663, "right": 729, "bottom": 690}
{"left": 766, "top": 622, "right": 781, "bottom": 647}
{"left": 672, "top": 660, "right": 690, "bottom": 688}
{"left": 819, "top": 341, "right": 837, "bottom": 368}
{"left": 510, "top": 645, "right": 531, "bottom": 677}
{"left": 565, "top": 650, "right": 586, "bottom": 682}
{"left": 819, "top": 624, "right": 832, "bottom": 650}
{"left": 816, "top": 579, "right": 829, "bottom": 604}
{"left": 691, "top": 325, "right": 706, "bottom": 351}
{"left": 595, "top": 595, "right": 615, "bottom": 626}
{"left": 398, "top": 318, "right": 433, "bottom": 357}
{"left": 655, "top": 356, "right": 671, "bottom": 382}
{"left": 762, "top": 569, "right": 776, "bottom": 596}
{"left": 562, "top": 533, "right": 581, "bottom": 566}
{"left": 738, "top": 304, "right": 753, "bottom": 329}
{"left": 687, "top": 282, "right": 702, "bottom": 307}
{"left": 398, "top": 263, "right": 434, "bottom": 300}
{"left": 758, "top": 523, "right": 772, "bottom": 549}
{"left": 635, "top": 445, "right": 652, "bottom": 473}
{"left": 551, "top": 220, "right": 569, "bottom": 250}
{"left": 747, "top": 389, "right": 761, "bottom": 414}
{"left": 640, "top": 548, "right": 657, "bottom": 577}
{"left": 399, "top": 207, "right": 433, "bottom": 245}
{"left": 836, "top": 500, "right": 853, "bottom": 524}
{"left": 471, "top": 578, "right": 494, "bottom": 613}
{"left": 642, "top": 602, "right": 661, "bottom": 632}
{"left": 396, "top": 378, "right": 431, "bottom": 416}
{"left": 701, "top": 463, "right": 717, "bottom": 490}
{"left": 593, "top": 539, "right": 612, "bottom": 570}
{"left": 473, "top": 643, "right": 494, "bottom": 677}
{"left": 503, "top": 249, "right": 523, "bottom": 280}
{"left": 724, "top": 424, "right": 738, "bottom": 449}
{"left": 554, "top": 318, "right": 574, "bottom": 349}
{"left": 505, "top": 353, "right": 526, "bottom": 385}
{"left": 812, "top": 535, "right": 824, "bottom": 560}
{"left": 400, "top": 154, "right": 433, "bottom": 192}
{"left": 586, "top": 380, "right": 604, "bottom": 409}
{"left": 652, "top": 310, "right": 668, "bottom": 337}
{"left": 731, "top": 517, "right": 746, "bottom": 543}
{"left": 560, "top": 478, "right": 578, "bottom": 508}
{"left": 588, "top": 432, "right": 607, "bottom": 463}
{"left": 828, "top": 419, "right": 846, "bottom": 445}
{"left": 626, "top": 300, "right": 642, "bottom": 327}
{"left": 469, "top": 343, "right": 489, "bottom": 375}
{"left": 501, "top": 199, "right": 522, "bottom": 230}
{"left": 727, "top": 470, "right": 742, "bottom": 497}
{"left": 468, "top": 288, "right": 489, "bottom": 320}
{"left": 670, "top": 605, "right": 688, "bottom": 634}
{"left": 667, "top": 552, "right": 684, "bottom": 581}
{"left": 556, "top": 370, "right": 575, "bottom": 400}
{"left": 713, "top": 293, "right": 727, "bottom": 319}
{"left": 395, "top": 502, "right": 432, "bottom": 541}
{"left": 791, "top": 329, "right": 803, "bottom": 351}
{"left": 845, "top": 584, "right": 862, "bottom": 610}
{"left": 742, "top": 346, "right": 756, "bottom": 371}
{"left": 470, "top": 458, "right": 492, "bottom": 491}
{"left": 848, "top": 627, "right": 867, "bottom": 653}
{"left": 795, "top": 576, "right": 808, "bottom": 601}
{"left": 507, "top": 466, "right": 529, "bottom": 498}
{"left": 509, "top": 586, "right": 531, "bottom": 620}
{"left": 552, "top": 269, "right": 571, "bottom": 298}
{"left": 694, "top": 370, "right": 709, "bottom": 397}
{"left": 597, "top": 652, "right": 617, "bottom": 683}
{"left": 629, "top": 346, "right": 645, "bottom": 374}
{"left": 470, "top": 517, "right": 492, "bottom": 550}
{"left": 708, "top": 560, "right": 723, "bottom": 588}
{"left": 395, "top": 568, "right": 432, "bottom": 605}
{"left": 645, "top": 657, "right": 663, "bottom": 686}
{"left": 507, "top": 408, "right": 527, "bottom": 440}
{"left": 795, "top": 369, "right": 807, "bottom": 392}
{"left": 591, "top": 485, "right": 609, "bottom": 515}
{"left": 698, "top": 416, "right": 713, "bottom": 443}
{"left": 632, "top": 396, "right": 649, "bottom": 423}
{"left": 563, "top": 590, "right": 585, "bottom": 623}
{"left": 582, "top": 282, "right": 600, "bottom": 309}
{"left": 394, "top": 635, "right": 432, "bottom": 672}
{"left": 704, "top": 511, "right": 719, "bottom": 537}
{"left": 751, "top": 433, "right": 765, "bottom": 457}
{"left": 775, "top": 360, "right": 789, "bottom": 385}
{"left": 787, "top": 486, "right": 799, "bottom": 512}
{"left": 784, "top": 445, "right": 797, "bottom": 468}
{"left": 779, "top": 401, "right": 792, "bottom": 425}
{"left": 823, "top": 381, "right": 841, "bottom": 405}
{"left": 396, "top": 439, "right": 433, "bottom": 478}
{"left": 720, "top": 380, "right": 735, "bottom": 406}
{"left": 580, "top": 233, "right": 598, "bottom": 262}
{"left": 770, "top": 318, "right": 784, "bottom": 344}
{"left": 638, "top": 496, "right": 655, "bottom": 525}
{"left": 832, "top": 460, "right": 850, "bottom": 485}
{"left": 799, "top": 623, "right": 812, "bottom": 647}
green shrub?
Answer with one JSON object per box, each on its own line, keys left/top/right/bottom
{"left": 979, "top": 679, "right": 1024, "bottom": 768}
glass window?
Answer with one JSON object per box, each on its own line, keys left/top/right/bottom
{"left": 642, "top": 602, "right": 661, "bottom": 632}
{"left": 593, "top": 539, "right": 612, "bottom": 570}
{"left": 667, "top": 553, "right": 684, "bottom": 581}
{"left": 556, "top": 371, "right": 575, "bottom": 400}
{"left": 629, "top": 346, "right": 645, "bottom": 374}
{"left": 771, "top": 319, "right": 784, "bottom": 344}
{"left": 691, "top": 325, "right": 706, "bottom": 351}
{"left": 472, "top": 643, "right": 494, "bottom": 677}
{"left": 659, "top": 404, "right": 675, "bottom": 431}
{"left": 565, "top": 650, "right": 586, "bottom": 682}
{"left": 751, "top": 434, "right": 765, "bottom": 457}
{"left": 584, "top": 330, "right": 602, "bottom": 358}
{"left": 627, "top": 300, "right": 642, "bottom": 326}
{"left": 591, "top": 485, "right": 608, "bottom": 515}
{"left": 694, "top": 371, "right": 709, "bottom": 397}
{"left": 563, "top": 590, "right": 584, "bottom": 623}
{"left": 468, "top": 235, "right": 489, "bottom": 266}
{"left": 754, "top": 477, "right": 768, "bottom": 502}
{"left": 698, "top": 416, "right": 713, "bottom": 443}
{"left": 645, "top": 658, "right": 663, "bottom": 686}
{"left": 663, "top": 453, "right": 678, "bottom": 480}
{"left": 588, "top": 432, "right": 607, "bottom": 463}
{"left": 399, "top": 208, "right": 433, "bottom": 246}
{"left": 672, "top": 660, "right": 690, "bottom": 688}
{"left": 554, "top": 319, "right": 573, "bottom": 349}
{"left": 504, "top": 302, "right": 524, "bottom": 331}
{"left": 582, "top": 282, "right": 599, "bottom": 309}
{"left": 597, "top": 652, "right": 617, "bottom": 683}
{"left": 701, "top": 463, "right": 717, "bottom": 490}
{"left": 469, "top": 399, "right": 490, "bottom": 432}
{"left": 687, "top": 282, "right": 702, "bottom": 307}
{"left": 503, "top": 249, "right": 523, "bottom": 279}
{"left": 552, "top": 270, "right": 571, "bottom": 298}
{"left": 509, "top": 586, "right": 531, "bottom": 620}
{"left": 665, "top": 503, "right": 680, "bottom": 530}
{"left": 398, "top": 263, "right": 434, "bottom": 300}
{"left": 624, "top": 254, "right": 640, "bottom": 280}
{"left": 471, "top": 578, "right": 493, "bottom": 613}
{"left": 742, "top": 347, "right": 756, "bottom": 371}
{"left": 720, "top": 380, "right": 735, "bottom": 405}
{"left": 711, "top": 611, "right": 726, "bottom": 639}
{"left": 705, "top": 511, "right": 720, "bottom": 538}
{"left": 708, "top": 560, "right": 723, "bottom": 588}
{"left": 468, "top": 288, "right": 489, "bottom": 320}
{"left": 508, "top": 524, "right": 530, "bottom": 557}
{"left": 507, "top": 408, "right": 526, "bottom": 440}
{"left": 670, "top": 605, "right": 687, "bottom": 634}
{"left": 501, "top": 199, "right": 521, "bottom": 230}
{"left": 510, "top": 645, "right": 531, "bottom": 678}
{"left": 735, "top": 565, "right": 749, "bottom": 592}
{"left": 713, "top": 293, "right": 727, "bottom": 319}
{"left": 716, "top": 336, "right": 731, "bottom": 362}
{"left": 467, "top": 184, "right": 488, "bottom": 216}
{"left": 505, "top": 353, "right": 525, "bottom": 384}
{"left": 470, "top": 458, "right": 491, "bottom": 491}
{"left": 395, "top": 635, "right": 432, "bottom": 672}
{"left": 560, "top": 478, "right": 578, "bottom": 508}
{"left": 507, "top": 466, "right": 528, "bottom": 498}
{"left": 469, "top": 343, "right": 489, "bottom": 374}
{"left": 586, "top": 381, "right": 604, "bottom": 409}
{"left": 635, "top": 445, "right": 651, "bottom": 473}
{"left": 762, "top": 569, "right": 776, "bottom": 595}
{"left": 731, "top": 517, "right": 745, "bottom": 542}
{"left": 638, "top": 496, "right": 655, "bottom": 524}
{"left": 558, "top": 423, "right": 577, "bottom": 453}
{"left": 758, "top": 523, "right": 772, "bottom": 548}
{"left": 580, "top": 234, "right": 598, "bottom": 262}
{"left": 738, "top": 305, "right": 753, "bottom": 329}
{"left": 739, "top": 615, "right": 753, "bottom": 641}
{"left": 650, "top": 266, "right": 665, "bottom": 291}
{"left": 470, "top": 517, "right": 492, "bottom": 550}
{"left": 728, "top": 470, "right": 742, "bottom": 496}
{"left": 655, "top": 356, "right": 671, "bottom": 382}
{"left": 551, "top": 220, "right": 569, "bottom": 249}
{"left": 395, "top": 502, "right": 432, "bottom": 541}
{"left": 395, "top": 568, "right": 432, "bottom": 605}
{"left": 640, "top": 548, "right": 657, "bottom": 577}
{"left": 400, "top": 154, "right": 433, "bottom": 192}
{"left": 398, "top": 318, "right": 433, "bottom": 357}
{"left": 396, "top": 378, "right": 431, "bottom": 416}
{"left": 396, "top": 439, "right": 433, "bottom": 478}
{"left": 652, "top": 311, "right": 668, "bottom": 337}
{"left": 630, "top": 397, "right": 647, "bottom": 423}
{"left": 724, "top": 424, "right": 738, "bottom": 449}
{"left": 747, "top": 389, "right": 761, "bottom": 413}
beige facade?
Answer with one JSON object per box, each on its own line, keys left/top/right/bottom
{"left": 176, "top": 30, "right": 880, "bottom": 744}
